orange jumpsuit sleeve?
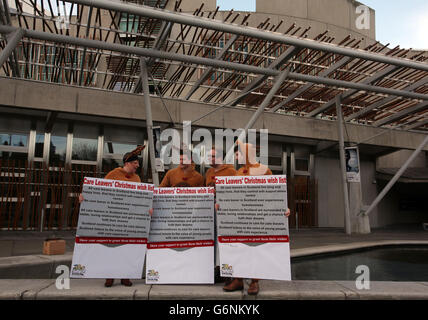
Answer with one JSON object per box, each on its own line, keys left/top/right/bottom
{"left": 226, "top": 167, "right": 237, "bottom": 176}
{"left": 105, "top": 168, "right": 121, "bottom": 180}
{"left": 159, "top": 171, "right": 171, "bottom": 187}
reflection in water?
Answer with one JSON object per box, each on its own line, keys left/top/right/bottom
{"left": 291, "top": 246, "right": 428, "bottom": 281}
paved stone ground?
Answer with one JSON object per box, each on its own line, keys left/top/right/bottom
{"left": 1, "top": 279, "right": 427, "bottom": 300}
{"left": 1, "top": 225, "right": 428, "bottom": 299}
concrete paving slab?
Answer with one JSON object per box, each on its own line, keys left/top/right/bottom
{"left": 336, "top": 281, "right": 428, "bottom": 300}
{"left": 0, "top": 279, "right": 55, "bottom": 300}
{"left": 0, "top": 254, "right": 72, "bottom": 279}
{"left": 12, "top": 240, "right": 44, "bottom": 256}
{"left": 148, "top": 283, "right": 242, "bottom": 300}
{"left": 0, "top": 241, "right": 14, "bottom": 257}
{"left": 253, "top": 280, "right": 348, "bottom": 300}
{"left": 29, "top": 279, "right": 142, "bottom": 300}
{"left": 0, "top": 255, "right": 53, "bottom": 279}
{"left": 47, "top": 253, "right": 73, "bottom": 275}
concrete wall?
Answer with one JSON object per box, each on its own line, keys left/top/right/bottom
{"left": 256, "top": 0, "right": 376, "bottom": 45}
{"left": 313, "top": 154, "right": 419, "bottom": 229}
{"left": 178, "top": 0, "right": 376, "bottom": 47}
{"left": 377, "top": 150, "right": 428, "bottom": 169}
{"left": 1, "top": 78, "right": 428, "bottom": 153}
{"left": 315, "top": 156, "right": 345, "bottom": 227}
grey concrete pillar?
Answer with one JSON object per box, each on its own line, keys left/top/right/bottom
{"left": 349, "top": 182, "right": 370, "bottom": 234}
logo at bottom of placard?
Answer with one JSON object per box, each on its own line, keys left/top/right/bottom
{"left": 221, "top": 264, "right": 233, "bottom": 276}
{"left": 71, "top": 264, "right": 86, "bottom": 277}
{"left": 147, "top": 269, "right": 160, "bottom": 281}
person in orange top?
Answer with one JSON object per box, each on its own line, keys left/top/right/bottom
{"left": 79, "top": 147, "right": 152, "bottom": 288}
{"left": 104, "top": 159, "right": 141, "bottom": 182}
{"left": 205, "top": 147, "right": 237, "bottom": 187}
{"left": 159, "top": 152, "right": 204, "bottom": 187}
{"left": 235, "top": 140, "right": 272, "bottom": 176}
{"left": 205, "top": 147, "right": 237, "bottom": 282}
{"left": 222, "top": 141, "right": 290, "bottom": 295}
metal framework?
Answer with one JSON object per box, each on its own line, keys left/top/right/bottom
{"left": 1, "top": 0, "right": 428, "bottom": 233}
{"left": 0, "top": 0, "right": 427, "bottom": 132}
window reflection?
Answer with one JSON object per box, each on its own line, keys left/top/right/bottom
{"left": 0, "top": 133, "right": 28, "bottom": 147}
{"left": 35, "top": 134, "right": 44, "bottom": 158}
{"left": 0, "top": 151, "right": 27, "bottom": 161}
{"left": 104, "top": 142, "right": 137, "bottom": 155}
{"left": 72, "top": 137, "right": 98, "bottom": 161}
{"left": 49, "top": 136, "right": 67, "bottom": 166}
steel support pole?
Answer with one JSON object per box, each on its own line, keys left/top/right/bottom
{"left": 230, "top": 46, "right": 300, "bottom": 106}
{"left": 185, "top": 34, "right": 238, "bottom": 100}
{"left": 346, "top": 76, "right": 428, "bottom": 121}
{"left": 191, "top": 81, "right": 265, "bottom": 125}
{"left": 336, "top": 96, "right": 352, "bottom": 235}
{"left": 0, "top": 28, "right": 24, "bottom": 69}
{"left": 0, "top": 25, "right": 427, "bottom": 102}
{"left": 245, "top": 69, "right": 290, "bottom": 131}
{"left": 225, "top": 68, "right": 290, "bottom": 162}
{"left": 140, "top": 58, "right": 159, "bottom": 186}
{"left": 270, "top": 56, "right": 352, "bottom": 113}
{"left": 364, "top": 135, "right": 428, "bottom": 217}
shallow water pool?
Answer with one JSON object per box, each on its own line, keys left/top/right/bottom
{"left": 291, "top": 246, "right": 428, "bottom": 282}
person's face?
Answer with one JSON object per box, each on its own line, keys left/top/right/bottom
{"left": 236, "top": 150, "right": 245, "bottom": 164}
{"left": 209, "top": 149, "right": 222, "bottom": 166}
{"left": 124, "top": 160, "right": 139, "bottom": 174}
{"left": 179, "top": 154, "right": 191, "bottom": 169}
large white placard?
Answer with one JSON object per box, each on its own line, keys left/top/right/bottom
{"left": 215, "top": 175, "right": 291, "bottom": 281}
{"left": 71, "top": 177, "right": 153, "bottom": 279}
{"left": 146, "top": 187, "right": 215, "bottom": 284}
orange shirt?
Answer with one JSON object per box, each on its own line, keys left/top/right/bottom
{"left": 159, "top": 166, "right": 204, "bottom": 187}
{"left": 205, "top": 164, "right": 237, "bottom": 186}
{"left": 104, "top": 167, "right": 141, "bottom": 183}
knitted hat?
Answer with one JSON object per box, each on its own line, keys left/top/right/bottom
{"left": 123, "top": 145, "right": 146, "bottom": 163}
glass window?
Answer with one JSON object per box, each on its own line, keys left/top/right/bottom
{"left": 72, "top": 124, "right": 99, "bottom": 162}
{"left": 119, "top": 14, "right": 139, "bottom": 33}
{"left": 296, "top": 159, "right": 309, "bottom": 171}
{"left": 104, "top": 141, "right": 137, "bottom": 155}
{"left": 102, "top": 158, "right": 123, "bottom": 174}
{"left": 0, "top": 151, "right": 28, "bottom": 162}
{"left": 49, "top": 135, "right": 67, "bottom": 165}
{"left": 104, "top": 125, "right": 144, "bottom": 147}
{"left": 34, "top": 134, "right": 44, "bottom": 158}
{"left": 0, "top": 133, "right": 28, "bottom": 147}
{"left": 72, "top": 137, "right": 98, "bottom": 161}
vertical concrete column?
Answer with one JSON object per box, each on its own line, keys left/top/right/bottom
{"left": 336, "top": 96, "right": 352, "bottom": 235}
{"left": 349, "top": 182, "right": 370, "bottom": 234}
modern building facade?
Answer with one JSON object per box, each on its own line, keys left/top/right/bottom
{"left": 0, "top": 0, "right": 427, "bottom": 232}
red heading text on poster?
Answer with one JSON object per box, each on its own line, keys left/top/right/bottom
{"left": 218, "top": 235, "right": 289, "bottom": 243}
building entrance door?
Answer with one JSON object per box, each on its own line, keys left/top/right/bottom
{"left": 288, "top": 175, "right": 318, "bottom": 229}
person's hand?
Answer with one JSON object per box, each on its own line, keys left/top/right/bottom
{"left": 215, "top": 203, "right": 220, "bottom": 211}
{"left": 285, "top": 208, "right": 290, "bottom": 217}
{"left": 149, "top": 208, "right": 154, "bottom": 217}
{"left": 78, "top": 194, "right": 84, "bottom": 204}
